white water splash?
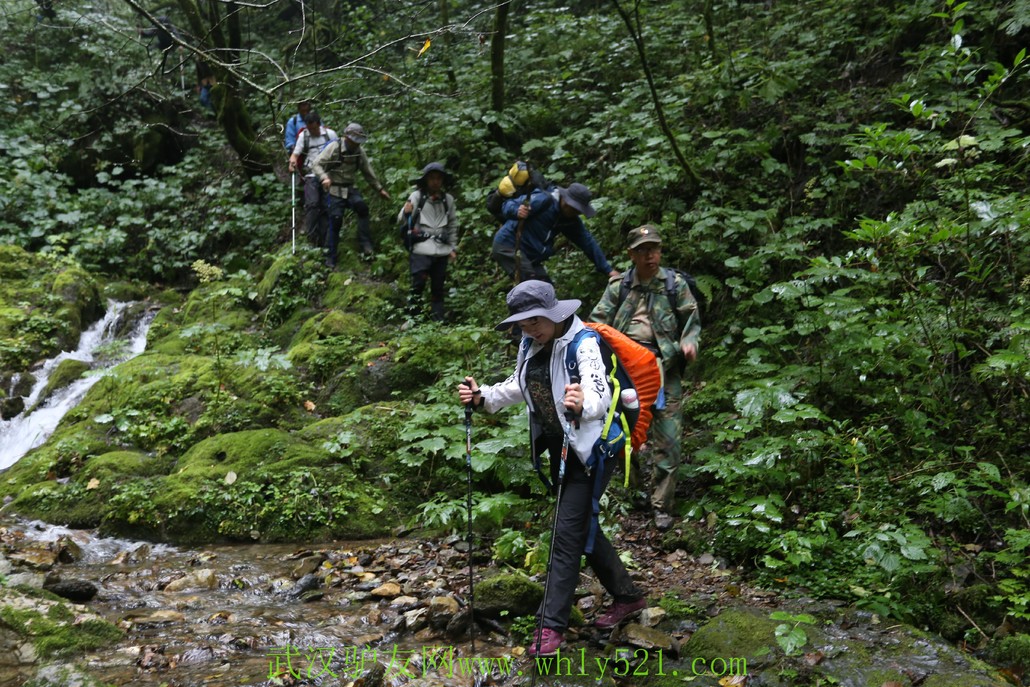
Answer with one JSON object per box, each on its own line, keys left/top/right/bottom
{"left": 0, "top": 300, "right": 154, "bottom": 471}
{"left": 4, "top": 517, "right": 177, "bottom": 563}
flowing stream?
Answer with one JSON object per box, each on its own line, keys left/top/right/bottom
{"left": 0, "top": 517, "right": 507, "bottom": 687}
{"left": 0, "top": 300, "right": 154, "bottom": 472}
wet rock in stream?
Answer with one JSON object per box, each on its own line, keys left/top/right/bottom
{"left": 43, "top": 577, "right": 98, "bottom": 603}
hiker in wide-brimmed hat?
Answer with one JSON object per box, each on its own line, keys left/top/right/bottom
{"left": 457, "top": 280, "right": 646, "bottom": 658}
{"left": 397, "top": 162, "right": 458, "bottom": 322}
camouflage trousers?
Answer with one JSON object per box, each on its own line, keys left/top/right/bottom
{"left": 637, "top": 369, "right": 683, "bottom": 512}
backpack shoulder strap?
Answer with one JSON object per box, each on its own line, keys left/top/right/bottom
{"left": 665, "top": 268, "right": 702, "bottom": 327}
{"left": 665, "top": 269, "right": 678, "bottom": 313}
{"left": 416, "top": 190, "right": 430, "bottom": 213}
{"left": 564, "top": 328, "right": 596, "bottom": 382}
{"left": 615, "top": 267, "right": 636, "bottom": 313}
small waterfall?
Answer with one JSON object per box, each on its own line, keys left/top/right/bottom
{"left": 0, "top": 300, "right": 155, "bottom": 471}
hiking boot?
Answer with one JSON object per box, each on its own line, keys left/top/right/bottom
{"left": 527, "top": 628, "right": 564, "bottom": 656}
{"left": 594, "top": 598, "right": 647, "bottom": 629}
{"left": 430, "top": 301, "right": 446, "bottom": 322}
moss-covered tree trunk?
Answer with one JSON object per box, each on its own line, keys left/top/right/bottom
{"left": 171, "top": 0, "right": 274, "bottom": 177}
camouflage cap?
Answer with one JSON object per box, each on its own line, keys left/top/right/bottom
{"left": 628, "top": 224, "right": 662, "bottom": 249}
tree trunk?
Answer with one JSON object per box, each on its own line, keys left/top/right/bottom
{"left": 129, "top": 0, "right": 274, "bottom": 176}
{"left": 702, "top": 0, "right": 718, "bottom": 60}
{"left": 611, "top": 0, "right": 701, "bottom": 197}
{"left": 491, "top": 2, "right": 509, "bottom": 112}
{"left": 440, "top": 0, "right": 458, "bottom": 89}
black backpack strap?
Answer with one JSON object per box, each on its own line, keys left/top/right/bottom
{"left": 615, "top": 267, "right": 635, "bottom": 314}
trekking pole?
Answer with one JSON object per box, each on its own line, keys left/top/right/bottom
{"left": 532, "top": 376, "right": 580, "bottom": 678}
{"left": 290, "top": 171, "right": 297, "bottom": 255}
{"left": 461, "top": 380, "right": 477, "bottom": 655}
{"left": 512, "top": 195, "right": 532, "bottom": 283}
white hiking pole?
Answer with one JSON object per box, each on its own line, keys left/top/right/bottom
{"left": 290, "top": 171, "right": 297, "bottom": 254}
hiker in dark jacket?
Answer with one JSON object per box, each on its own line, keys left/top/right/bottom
{"left": 491, "top": 182, "right": 618, "bottom": 284}
{"left": 398, "top": 162, "right": 458, "bottom": 321}
{"left": 458, "top": 281, "right": 646, "bottom": 657}
{"left": 590, "top": 225, "right": 701, "bottom": 516}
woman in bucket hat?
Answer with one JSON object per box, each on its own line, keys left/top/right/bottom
{"left": 457, "top": 281, "right": 646, "bottom": 656}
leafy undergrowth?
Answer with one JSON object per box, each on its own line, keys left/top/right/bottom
{"left": 0, "top": 0, "right": 1028, "bottom": 669}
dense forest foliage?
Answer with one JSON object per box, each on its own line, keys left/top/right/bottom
{"left": 2, "top": 0, "right": 1029, "bottom": 671}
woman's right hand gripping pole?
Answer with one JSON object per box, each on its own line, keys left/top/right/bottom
{"left": 458, "top": 376, "right": 481, "bottom": 408}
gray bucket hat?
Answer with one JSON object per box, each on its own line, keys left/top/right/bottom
{"left": 558, "top": 182, "right": 596, "bottom": 218}
{"left": 414, "top": 161, "right": 454, "bottom": 188}
{"left": 343, "top": 122, "right": 367, "bottom": 144}
{"left": 495, "top": 280, "right": 581, "bottom": 330}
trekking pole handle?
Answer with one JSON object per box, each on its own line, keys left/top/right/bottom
{"left": 565, "top": 374, "right": 581, "bottom": 429}
{"left": 461, "top": 379, "right": 477, "bottom": 417}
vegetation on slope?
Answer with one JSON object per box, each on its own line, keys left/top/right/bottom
{"left": 1, "top": 0, "right": 1028, "bottom": 665}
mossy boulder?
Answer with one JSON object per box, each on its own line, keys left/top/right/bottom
{"left": 77, "top": 450, "right": 173, "bottom": 483}
{"left": 74, "top": 426, "right": 402, "bottom": 543}
{"left": 681, "top": 606, "right": 780, "bottom": 671}
{"left": 173, "top": 428, "right": 333, "bottom": 480}
{"left": 286, "top": 310, "right": 368, "bottom": 371}
{"left": 33, "top": 359, "right": 90, "bottom": 410}
{"left": 674, "top": 606, "right": 1008, "bottom": 687}
{"left": 322, "top": 273, "right": 403, "bottom": 326}
{"left": 0, "top": 586, "right": 122, "bottom": 659}
{"left": 0, "top": 247, "right": 104, "bottom": 374}
{"left": 101, "top": 280, "right": 149, "bottom": 302}
{"left": 476, "top": 573, "right": 543, "bottom": 618}
{"left": 50, "top": 266, "right": 103, "bottom": 348}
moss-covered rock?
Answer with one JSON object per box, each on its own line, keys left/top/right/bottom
{"left": 681, "top": 606, "right": 780, "bottom": 670}
{"left": 50, "top": 266, "right": 103, "bottom": 349}
{"left": 476, "top": 573, "right": 543, "bottom": 618}
{"left": 101, "top": 280, "right": 149, "bottom": 302}
{"left": 0, "top": 586, "right": 122, "bottom": 659}
{"left": 77, "top": 450, "right": 174, "bottom": 483}
{"left": 0, "top": 247, "right": 104, "bottom": 375}
{"left": 672, "top": 606, "right": 1009, "bottom": 687}
{"left": 322, "top": 273, "right": 403, "bottom": 326}
{"left": 33, "top": 359, "right": 90, "bottom": 410}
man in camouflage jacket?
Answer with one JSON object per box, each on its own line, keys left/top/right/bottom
{"left": 590, "top": 225, "right": 701, "bottom": 515}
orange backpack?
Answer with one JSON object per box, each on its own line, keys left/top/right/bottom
{"left": 566, "top": 323, "right": 665, "bottom": 485}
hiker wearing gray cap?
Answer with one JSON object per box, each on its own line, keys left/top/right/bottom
{"left": 590, "top": 224, "right": 701, "bottom": 517}
{"left": 457, "top": 280, "right": 645, "bottom": 657}
{"left": 490, "top": 182, "right": 619, "bottom": 284}
{"left": 311, "top": 122, "right": 391, "bottom": 265}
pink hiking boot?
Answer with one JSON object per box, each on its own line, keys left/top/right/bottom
{"left": 594, "top": 597, "right": 647, "bottom": 629}
{"left": 527, "top": 628, "right": 564, "bottom": 656}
